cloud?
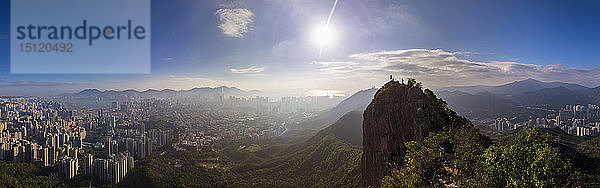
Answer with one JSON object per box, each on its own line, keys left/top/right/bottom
{"left": 271, "top": 40, "right": 293, "bottom": 58}
{"left": 310, "top": 89, "right": 346, "bottom": 97}
{"left": 215, "top": 8, "right": 254, "bottom": 38}
{"left": 311, "top": 61, "right": 361, "bottom": 75}
{"left": 311, "top": 61, "right": 359, "bottom": 66}
{"left": 0, "top": 80, "right": 85, "bottom": 87}
{"left": 167, "top": 76, "right": 217, "bottom": 82}
{"left": 314, "top": 49, "right": 600, "bottom": 87}
{"left": 230, "top": 66, "right": 265, "bottom": 74}
{"left": 216, "top": 0, "right": 246, "bottom": 9}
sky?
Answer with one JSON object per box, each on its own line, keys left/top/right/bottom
{"left": 1, "top": 0, "right": 600, "bottom": 97}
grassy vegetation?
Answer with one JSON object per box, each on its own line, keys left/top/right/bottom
{"left": 119, "top": 151, "right": 247, "bottom": 187}
{"left": 382, "top": 127, "right": 600, "bottom": 187}
{"left": 229, "top": 135, "right": 362, "bottom": 187}
{"left": 0, "top": 161, "right": 66, "bottom": 188}
{"left": 577, "top": 136, "right": 600, "bottom": 158}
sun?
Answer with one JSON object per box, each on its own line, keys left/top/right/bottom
{"left": 312, "top": 24, "right": 336, "bottom": 48}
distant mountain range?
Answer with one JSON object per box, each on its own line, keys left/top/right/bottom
{"left": 57, "top": 86, "right": 261, "bottom": 100}
{"left": 436, "top": 78, "right": 600, "bottom": 123}
{"left": 435, "top": 90, "right": 528, "bottom": 120}
{"left": 441, "top": 78, "right": 591, "bottom": 95}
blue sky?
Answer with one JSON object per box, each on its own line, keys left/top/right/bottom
{"left": 1, "top": 0, "right": 600, "bottom": 96}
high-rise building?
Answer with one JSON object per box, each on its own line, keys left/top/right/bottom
{"left": 494, "top": 118, "right": 513, "bottom": 132}
{"left": 138, "top": 122, "right": 146, "bottom": 133}
{"left": 83, "top": 154, "right": 94, "bottom": 175}
{"left": 125, "top": 138, "right": 135, "bottom": 155}
{"left": 0, "top": 143, "right": 5, "bottom": 160}
{"left": 24, "top": 142, "right": 37, "bottom": 163}
{"left": 157, "top": 130, "right": 168, "bottom": 146}
{"left": 73, "top": 136, "right": 83, "bottom": 148}
{"left": 12, "top": 146, "right": 20, "bottom": 162}
{"left": 108, "top": 140, "right": 118, "bottom": 156}
{"left": 145, "top": 136, "right": 152, "bottom": 157}
{"left": 0, "top": 122, "right": 6, "bottom": 133}
{"left": 111, "top": 102, "right": 119, "bottom": 110}
{"left": 93, "top": 159, "right": 109, "bottom": 183}
{"left": 136, "top": 139, "right": 145, "bottom": 159}
{"left": 48, "top": 147, "right": 57, "bottom": 165}
{"left": 111, "top": 116, "right": 116, "bottom": 128}
{"left": 126, "top": 154, "right": 134, "bottom": 171}
{"left": 42, "top": 147, "right": 50, "bottom": 167}
{"left": 61, "top": 157, "right": 78, "bottom": 179}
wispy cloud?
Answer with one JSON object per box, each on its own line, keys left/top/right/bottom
{"left": 0, "top": 80, "right": 85, "bottom": 87}
{"left": 230, "top": 66, "right": 265, "bottom": 74}
{"left": 215, "top": 8, "right": 254, "bottom": 38}
{"left": 167, "top": 76, "right": 216, "bottom": 82}
{"left": 314, "top": 49, "right": 600, "bottom": 87}
{"left": 311, "top": 61, "right": 359, "bottom": 66}
{"left": 310, "top": 89, "right": 346, "bottom": 97}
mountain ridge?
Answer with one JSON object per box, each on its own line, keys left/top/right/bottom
{"left": 57, "top": 86, "right": 261, "bottom": 99}
{"left": 299, "top": 87, "right": 377, "bottom": 130}
{"left": 441, "top": 78, "right": 591, "bottom": 95}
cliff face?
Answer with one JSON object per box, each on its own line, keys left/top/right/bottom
{"left": 361, "top": 80, "right": 468, "bottom": 187}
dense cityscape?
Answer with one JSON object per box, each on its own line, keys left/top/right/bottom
{"left": 494, "top": 104, "right": 600, "bottom": 136}
{"left": 0, "top": 95, "right": 342, "bottom": 185}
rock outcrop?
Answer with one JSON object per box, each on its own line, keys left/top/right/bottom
{"left": 361, "top": 80, "right": 468, "bottom": 187}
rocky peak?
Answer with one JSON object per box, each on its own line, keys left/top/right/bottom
{"left": 361, "top": 80, "right": 468, "bottom": 187}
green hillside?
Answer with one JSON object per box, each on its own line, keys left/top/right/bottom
{"left": 119, "top": 152, "right": 247, "bottom": 187}
{"left": 121, "top": 111, "right": 364, "bottom": 187}
{"left": 220, "top": 111, "right": 364, "bottom": 187}
{"left": 0, "top": 161, "right": 65, "bottom": 187}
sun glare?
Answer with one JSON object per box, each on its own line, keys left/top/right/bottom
{"left": 312, "top": 25, "right": 335, "bottom": 48}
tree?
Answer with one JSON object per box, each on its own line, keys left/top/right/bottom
{"left": 451, "top": 126, "right": 490, "bottom": 187}
{"left": 481, "top": 128, "right": 571, "bottom": 187}
{"left": 381, "top": 132, "right": 451, "bottom": 188}
{"left": 381, "top": 127, "right": 573, "bottom": 188}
